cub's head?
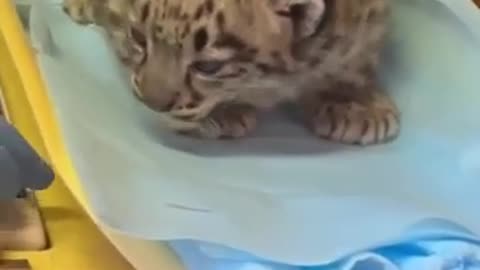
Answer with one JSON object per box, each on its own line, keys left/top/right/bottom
{"left": 130, "top": 0, "right": 324, "bottom": 125}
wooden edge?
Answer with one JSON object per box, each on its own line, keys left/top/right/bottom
{"left": 0, "top": 260, "right": 31, "bottom": 270}
{"left": 0, "top": 193, "right": 48, "bottom": 251}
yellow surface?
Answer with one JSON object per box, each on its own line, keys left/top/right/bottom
{"left": 0, "top": 2, "right": 134, "bottom": 269}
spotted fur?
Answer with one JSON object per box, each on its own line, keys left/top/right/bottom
{"left": 63, "top": 0, "right": 399, "bottom": 145}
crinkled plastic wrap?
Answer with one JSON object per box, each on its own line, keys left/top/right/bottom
{"left": 29, "top": 0, "right": 480, "bottom": 265}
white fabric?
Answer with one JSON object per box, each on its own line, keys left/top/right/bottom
{"left": 29, "top": 0, "right": 480, "bottom": 265}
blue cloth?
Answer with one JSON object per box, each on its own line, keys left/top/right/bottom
{"left": 172, "top": 239, "right": 480, "bottom": 270}
{"left": 171, "top": 222, "right": 480, "bottom": 270}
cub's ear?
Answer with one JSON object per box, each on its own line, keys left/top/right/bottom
{"left": 268, "top": 0, "right": 326, "bottom": 40}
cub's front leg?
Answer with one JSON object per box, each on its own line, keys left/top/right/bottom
{"left": 173, "top": 104, "right": 258, "bottom": 140}
{"left": 193, "top": 104, "right": 258, "bottom": 139}
{"left": 300, "top": 80, "right": 400, "bottom": 146}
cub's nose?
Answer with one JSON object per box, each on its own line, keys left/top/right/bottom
{"left": 137, "top": 91, "right": 178, "bottom": 112}
{"left": 137, "top": 90, "right": 196, "bottom": 113}
{"left": 132, "top": 75, "right": 180, "bottom": 112}
{"left": 132, "top": 70, "right": 197, "bottom": 112}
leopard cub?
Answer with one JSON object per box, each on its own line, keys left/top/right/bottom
{"left": 63, "top": 0, "right": 399, "bottom": 145}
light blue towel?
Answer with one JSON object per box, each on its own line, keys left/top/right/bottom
{"left": 167, "top": 1, "right": 480, "bottom": 268}
{"left": 28, "top": 0, "right": 480, "bottom": 266}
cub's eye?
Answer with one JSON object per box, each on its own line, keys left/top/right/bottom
{"left": 192, "top": 60, "right": 225, "bottom": 75}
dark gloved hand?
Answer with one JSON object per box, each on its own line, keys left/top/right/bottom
{"left": 0, "top": 118, "right": 54, "bottom": 199}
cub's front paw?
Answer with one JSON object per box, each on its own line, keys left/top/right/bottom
{"left": 306, "top": 92, "right": 400, "bottom": 146}
{"left": 194, "top": 104, "right": 257, "bottom": 139}
{"left": 62, "top": 0, "right": 95, "bottom": 24}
